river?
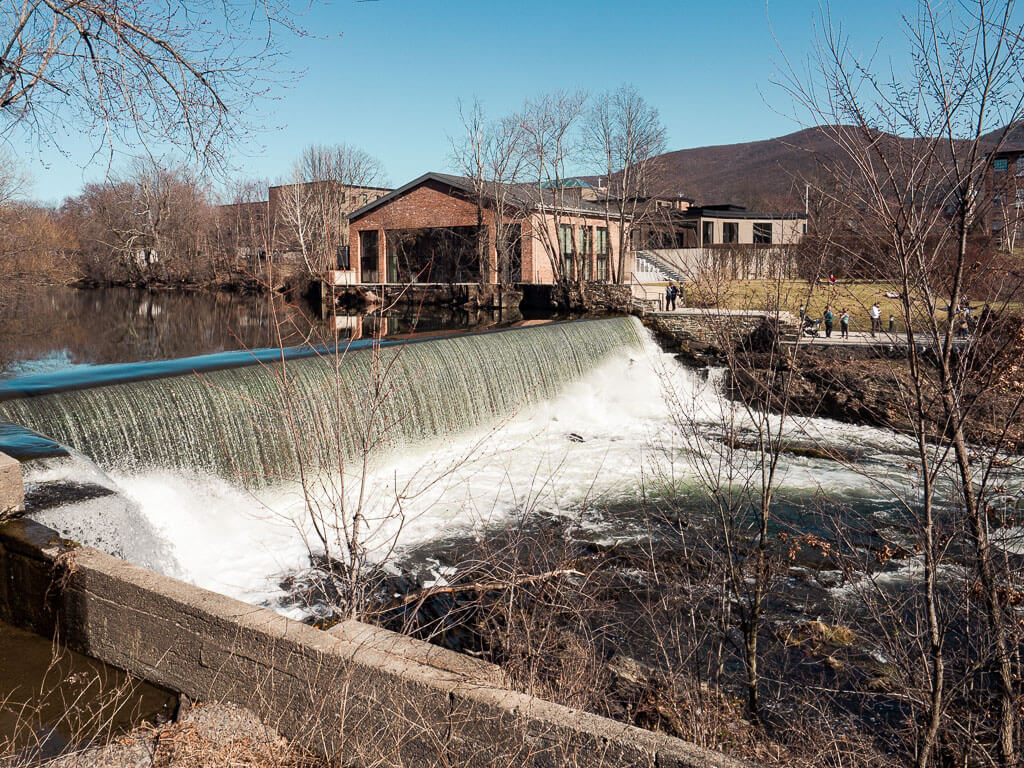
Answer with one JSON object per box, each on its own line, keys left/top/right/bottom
{"left": 3, "top": 285, "right": 1023, "bottom": 759}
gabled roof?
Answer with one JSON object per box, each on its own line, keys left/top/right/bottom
{"left": 346, "top": 171, "right": 625, "bottom": 222}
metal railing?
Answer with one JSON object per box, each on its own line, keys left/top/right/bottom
{"left": 629, "top": 272, "right": 664, "bottom": 311}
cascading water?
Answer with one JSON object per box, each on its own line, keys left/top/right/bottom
{"left": 8, "top": 314, "right": 1023, "bottom": 620}
{"left": 23, "top": 451, "right": 181, "bottom": 576}
{"left": 0, "top": 318, "right": 644, "bottom": 485}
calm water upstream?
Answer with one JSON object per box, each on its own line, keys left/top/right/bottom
{"left": 0, "top": 284, "right": 519, "bottom": 379}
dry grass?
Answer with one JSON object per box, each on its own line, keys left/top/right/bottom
{"left": 672, "top": 278, "right": 1024, "bottom": 333}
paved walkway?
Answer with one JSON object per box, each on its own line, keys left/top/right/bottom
{"left": 786, "top": 329, "right": 970, "bottom": 348}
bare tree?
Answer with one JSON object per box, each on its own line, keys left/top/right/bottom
{"left": 67, "top": 158, "right": 213, "bottom": 282}
{"left": 586, "top": 85, "right": 667, "bottom": 284}
{"left": 776, "top": 1, "right": 1024, "bottom": 763}
{"left": 209, "top": 177, "right": 271, "bottom": 276}
{"left": 450, "top": 98, "right": 528, "bottom": 284}
{"left": 517, "top": 90, "right": 588, "bottom": 284}
{"left": 0, "top": 0, "right": 305, "bottom": 165}
{"left": 275, "top": 144, "right": 387, "bottom": 274}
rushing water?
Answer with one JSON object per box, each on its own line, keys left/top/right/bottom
{"left": 0, "top": 319, "right": 642, "bottom": 482}
{"left": 6, "top": 312, "right": 1024, "bottom": 620}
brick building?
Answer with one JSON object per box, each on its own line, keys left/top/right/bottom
{"left": 346, "top": 172, "right": 629, "bottom": 285}
{"left": 986, "top": 129, "right": 1024, "bottom": 250}
{"left": 216, "top": 181, "right": 393, "bottom": 270}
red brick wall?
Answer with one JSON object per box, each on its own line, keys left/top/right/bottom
{"left": 348, "top": 179, "right": 628, "bottom": 284}
{"left": 348, "top": 180, "right": 496, "bottom": 282}
{"left": 523, "top": 213, "right": 626, "bottom": 283}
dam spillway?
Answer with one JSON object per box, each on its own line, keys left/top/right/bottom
{"left": 0, "top": 318, "right": 644, "bottom": 486}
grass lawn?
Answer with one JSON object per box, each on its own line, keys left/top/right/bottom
{"left": 678, "top": 279, "right": 1023, "bottom": 334}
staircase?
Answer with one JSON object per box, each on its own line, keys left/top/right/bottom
{"left": 635, "top": 251, "right": 684, "bottom": 283}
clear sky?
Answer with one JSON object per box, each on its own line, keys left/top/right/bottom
{"left": 15, "top": 0, "right": 923, "bottom": 204}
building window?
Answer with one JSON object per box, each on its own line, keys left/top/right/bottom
{"left": 580, "top": 226, "right": 594, "bottom": 279}
{"left": 580, "top": 227, "right": 593, "bottom": 255}
{"left": 802, "top": 223, "right": 807, "bottom": 235}
{"left": 722, "top": 222, "right": 739, "bottom": 244}
{"left": 1017, "top": 189, "right": 1024, "bottom": 208}
{"left": 559, "top": 224, "right": 575, "bottom": 278}
{"left": 753, "top": 222, "right": 773, "bottom": 244}
{"left": 359, "top": 230, "right": 379, "bottom": 282}
{"left": 595, "top": 227, "right": 609, "bottom": 281}
{"left": 702, "top": 221, "right": 714, "bottom": 245}
{"left": 994, "top": 157, "right": 1009, "bottom": 172}
{"left": 362, "top": 193, "right": 368, "bottom": 204}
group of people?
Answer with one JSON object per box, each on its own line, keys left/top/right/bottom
{"left": 664, "top": 283, "right": 682, "bottom": 311}
{"left": 821, "top": 306, "right": 851, "bottom": 339}
{"left": 800, "top": 301, "right": 886, "bottom": 339}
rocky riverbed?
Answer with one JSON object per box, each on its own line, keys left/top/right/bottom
{"left": 730, "top": 346, "right": 1024, "bottom": 453}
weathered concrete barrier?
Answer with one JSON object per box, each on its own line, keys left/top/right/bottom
{"left": 0, "top": 516, "right": 748, "bottom": 768}
{"left": 0, "top": 450, "right": 23, "bottom": 516}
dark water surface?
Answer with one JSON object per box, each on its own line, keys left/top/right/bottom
{"left": 0, "top": 620, "right": 176, "bottom": 758}
{"left": 0, "top": 284, "right": 521, "bottom": 379}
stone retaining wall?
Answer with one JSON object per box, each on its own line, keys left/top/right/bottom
{"left": 643, "top": 310, "right": 800, "bottom": 365}
{"left": 0, "top": 514, "right": 748, "bottom": 768}
{"left": 520, "top": 282, "right": 634, "bottom": 313}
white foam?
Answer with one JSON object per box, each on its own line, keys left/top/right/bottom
{"left": 27, "top": 332, "right": 1022, "bottom": 617}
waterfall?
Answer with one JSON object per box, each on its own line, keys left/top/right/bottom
{"left": 0, "top": 318, "right": 644, "bottom": 486}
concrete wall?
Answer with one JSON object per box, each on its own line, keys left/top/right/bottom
{"left": 698, "top": 217, "right": 804, "bottom": 247}
{"left": 0, "top": 451, "right": 23, "bottom": 517}
{"left": 642, "top": 309, "right": 800, "bottom": 365}
{"left": 652, "top": 247, "right": 797, "bottom": 281}
{"left": 0, "top": 516, "right": 748, "bottom": 768}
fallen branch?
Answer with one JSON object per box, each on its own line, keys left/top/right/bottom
{"left": 376, "top": 568, "right": 586, "bottom": 613}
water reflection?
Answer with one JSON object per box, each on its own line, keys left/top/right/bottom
{"left": 330, "top": 305, "right": 522, "bottom": 341}
{"left": 0, "top": 285, "right": 527, "bottom": 377}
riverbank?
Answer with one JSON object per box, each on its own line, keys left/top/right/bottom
{"left": 730, "top": 344, "right": 1024, "bottom": 453}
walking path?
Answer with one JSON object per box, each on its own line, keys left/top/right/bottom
{"left": 785, "top": 329, "right": 972, "bottom": 348}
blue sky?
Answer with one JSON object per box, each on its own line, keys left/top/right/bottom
{"left": 16, "top": 0, "right": 921, "bottom": 203}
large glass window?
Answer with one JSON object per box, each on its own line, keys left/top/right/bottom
{"left": 753, "top": 222, "right": 773, "bottom": 244}
{"left": 558, "top": 224, "right": 575, "bottom": 254}
{"left": 994, "top": 157, "right": 1009, "bottom": 172}
{"left": 580, "top": 227, "right": 593, "bottom": 254}
{"left": 722, "top": 222, "right": 739, "bottom": 243}
{"left": 559, "top": 224, "right": 575, "bottom": 278}
{"left": 580, "top": 227, "right": 594, "bottom": 279}
{"left": 595, "top": 227, "right": 609, "bottom": 281}
{"left": 359, "top": 230, "right": 379, "bottom": 282}
{"left": 702, "top": 221, "right": 714, "bottom": 245}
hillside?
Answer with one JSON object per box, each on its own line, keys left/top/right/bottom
{"left": 635, "top": 124, "right": 1019, "bottom": 212}
{"left": 642, "top": 126, "right": 852, "bottom": 211}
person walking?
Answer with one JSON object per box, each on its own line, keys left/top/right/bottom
{"left": 840, "top": 308, "right": 850, "bottom": 339}
{"left": 870, "top": 302, "right": 882, "bottom": 337}
{"left": 823, "top": 305, "right": 835, "bottom": 338}
{"left": 664, "top": 284, "right": 673, "bottom": 311}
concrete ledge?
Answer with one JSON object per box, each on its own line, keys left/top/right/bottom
{"left": 0, "top": 517, "right": 750, "bottom": 767}
{"left": 0, "top": 451, "right": 23, "bottom": 515}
